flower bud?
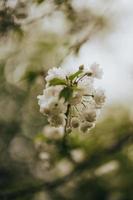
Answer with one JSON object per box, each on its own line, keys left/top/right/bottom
{"left": 84, "top": 110, "right": 96, "bottom": 122}
{"left": 48, "top": 114, "right": 66, "bottom": 127}
{"left": 94, "top": 89, "right": 106, "bottom": 108}
{"left": 79, "top": 65, "right": 84, "bottom": 70}
{"left": 71, "top": 117, "right": 79, "bottom": 128}
{"left": 80, "top": 122, "right": 93, "bottom": 133}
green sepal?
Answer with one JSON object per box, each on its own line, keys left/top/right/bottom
{"left": 68, "top": 69, "right": 83, "bottom": 81}
{"left": 49, "top": 78, "right": 67, "bottom": 86}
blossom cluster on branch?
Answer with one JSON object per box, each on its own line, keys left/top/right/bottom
{"left": 37, "top": 64, "right": 105, "bottom": 136}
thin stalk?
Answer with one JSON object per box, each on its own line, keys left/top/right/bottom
{"left": 63, "top": 104, "right": 71, "bottom": 143}
{"left": 75, "top": 72, "right": 92, "bottom": 84}
{"left": 83, "top": 94, "right": 94, "bottom": 97}
{"left": 81, "top": 102, "right": 86, "bottom": 108}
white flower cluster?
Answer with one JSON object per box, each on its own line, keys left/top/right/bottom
{"left": 37, "top": 63, "right": 105, "bottom": 135}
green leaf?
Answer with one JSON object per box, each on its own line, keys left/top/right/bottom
{"left": 49, "top": 78, "right": 67, "bottom": 86}
{"left": 59, "top": 87, "right": 73, "bottom": 102}
{"left": 68, "top": 70, "right": 83, "bottom": 81}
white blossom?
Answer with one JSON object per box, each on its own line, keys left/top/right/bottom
{"left": 80, "top": 121, "right": 94, "bottom": 133}
{"left": 48, "top": 114, "right": 66, "bottom": 127}
{"left": 37, "top": 86, "right": 62, "bottom": 108}
{"left": 47, "top": 98, "right": 67, "bottom": 115}
{"left": 56, "top": 159, "right": 73, "bottom": 176}
{"left": 83, "top": 109, "right": 97, "bottom": 122}
{"left": 43, "top": 125, "right": 64, "bottom": 139}
{"left": 70, "top": 89, "right": 83, "bottom": 105}
{"left": 43, "top": 85, "right": 63, "bottom": 97}
{"left": 37, "top": 86, "right": 67, "bottom": 115}
{"left": 90, "top": 63, "right": 103, "bottom": 79}
{"left": 94, "top": 89, "right": 106, "bottom": 108}
{"left": 45, "top": 67, "right": 67, "bottom": 83}
{"left": 37, "top": 95, "right": 48, "bottom": 113}
{"left": 37, "top": 64, "right": 106, "bottom": 136}
{"left": 71, "top": 117, "right": 79, "bottom": 128}
{"left": 78, "top": 76, "right": 94, "bottom": 95}
{"left": 70, "top": 149, "right": 86, "bottom": 163}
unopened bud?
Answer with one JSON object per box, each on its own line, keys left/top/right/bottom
{"left": 79, "top": 65, "right": 84, "bottom": 71}
{"left": 71, "top": 117, "right": 79, "bottom": 128}
{"left": 84, "top": 110, "right": 96, "bottom": 122}
{"left": 80, "top": 122, "right": 93, "bottom": 133}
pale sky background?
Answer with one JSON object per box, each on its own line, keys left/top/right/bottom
{"left": 3, "top": 0, "right": 133, "bottom": 106}
{"left": 64, "top": 0, "right": 133, "bottom": 105}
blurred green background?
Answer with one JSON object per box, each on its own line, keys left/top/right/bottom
{"left": 0, "top": 0, "right": 133, "bottom": 200}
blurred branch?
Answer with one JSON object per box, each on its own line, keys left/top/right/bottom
{"left": 58, "top": 21, "right": 103, "bottom": 66}
{"left": 0, "top": 131, "right": 132, "bottom": 199}
{"left": 70, "top": 23, "right": 99, "bottom": 54}
{"left": 22, "top": 10, "right": 56, "bottom": 25}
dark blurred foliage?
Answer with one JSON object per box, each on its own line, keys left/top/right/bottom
{"left": 0, "top": 0, "right": 133, "bottom": 200}
{"left": 0, "top": 0, "right": 27, "bottom": 36}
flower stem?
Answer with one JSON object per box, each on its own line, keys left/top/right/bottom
{"left": 75, "top": 72, "right": 89, "bottom": 83}
{"left": 63, "top": 104, "right": 71, "bottom": 143}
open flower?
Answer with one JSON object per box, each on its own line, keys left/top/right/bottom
{"left": 45, "top": 67, "right": 67, "bottom": 86}
{"left": 37, "top": 86, "right": 67, "bottom": 115}
{"left": 83, "top": 109, "right": 97, "bottom": 122}
{"left": 48, "top": 114, "right": 66, "bottom": 127}
{"left": 94, "top": 89, "right": 106, "bottom": 108}
{"left": 37, "top": 64, "right": 105, "bottom": 136}
{"left": 90, "top": 63, "right": 103, "bottom": 79}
